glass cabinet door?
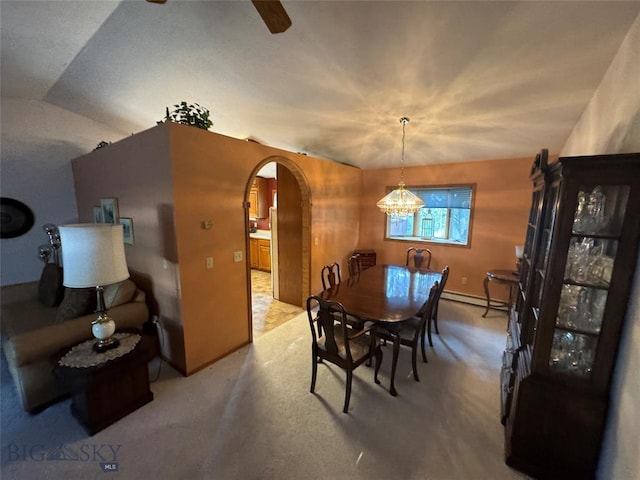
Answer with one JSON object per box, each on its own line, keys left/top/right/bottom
{"left": 527, "top": 183, "right": 559, "bottom": 345}
{"left": 515, "top": 186, "right": 544, "bottom": 345}
{"left": 548, "top": 184, "right": 630, "bottom": 377}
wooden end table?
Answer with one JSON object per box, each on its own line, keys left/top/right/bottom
{"left": 53, "top": 331, "right": 156, "bottom": 435}
{"left": 482, "top": 269, "right": 519, "bottom": 317}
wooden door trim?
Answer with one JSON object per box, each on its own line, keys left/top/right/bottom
{"left": 245, "top": 156, "right": 311, "bottom": 339}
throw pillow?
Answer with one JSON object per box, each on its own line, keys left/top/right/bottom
{"left": 55, "top": 288, "right": 97, "bottom": 323}
{"left": 102, "top": 279, "right": 137, "bottom": 309}
{"left": 37, "top": 263, "right": 64, "bottom": 307}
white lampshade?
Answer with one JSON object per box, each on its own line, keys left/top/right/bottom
{"left": 59, "top": 224, "right": 129, "bottom": 287}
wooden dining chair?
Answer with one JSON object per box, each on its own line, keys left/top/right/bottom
{"left": 421, "top": 265, "right": 450, "bottom": 355}
{"left": 374, "top": 281, "right": 439, "bottom": 383}
{"left": 347, "top": 254, "right": 363, "bottom": 277}
{"left": 321, "top": 262, "right": 365, "bottom": 330}
{"left": 406, "top": 247, "right": 432, "bottom": 269}
{"left": 306, "top": 295, "right": 382, "bottom": 413}
{"left": 321, "top": 262, "right": 342, "bottom": 290}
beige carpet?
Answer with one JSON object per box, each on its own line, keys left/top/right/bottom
{"left": 1, "top": 301, "right": 531, "bottom": 480}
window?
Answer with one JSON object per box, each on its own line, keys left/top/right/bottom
{"left": 385, "top": 185, "right": 474, "bottom": 246}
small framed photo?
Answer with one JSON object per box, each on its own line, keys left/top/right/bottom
{"left": 119, "top": 217, "right": 134, "bottom": 245}
{"left": 100, "top": 198, "right": 119, "bottom": 224}
{"left": 92, "top": 206, "right": 104, "bottom": 223}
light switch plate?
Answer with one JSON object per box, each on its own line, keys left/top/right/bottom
{"left": 206, "top": 257, "right": 214, "bottom": 269}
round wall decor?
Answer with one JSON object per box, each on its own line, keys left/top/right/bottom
{"left": 1, "top": 197, "right": 35, "bottom": 239}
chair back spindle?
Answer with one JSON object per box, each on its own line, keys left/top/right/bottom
{"left": 406, "top": 247, "right": 432, "bottom": 269}
{"left": 347, "top": 254, "right": 363, "bottom": 277}
{"left": 321, "top": 262, "right": 342, "bottom": 290}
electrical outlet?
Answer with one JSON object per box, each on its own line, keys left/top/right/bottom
{"left": 461, "top": 276, "right": 468, "bottom": 285}
{"left": 206, "top": 257, "right": 214, "bottom": 269}
{"left": 233, "top": 251, "right": 243, "bottom": 262}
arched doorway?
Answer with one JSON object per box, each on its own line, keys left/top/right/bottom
{"left": 245, "top": 156, "right": 311, "bottom": 340}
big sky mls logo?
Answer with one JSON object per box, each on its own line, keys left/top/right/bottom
{"left": 5, "top": 443, "right": 121, "bottom": 473}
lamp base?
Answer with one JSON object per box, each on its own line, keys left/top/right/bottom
{"left": 93, "top": 336, "right": 120, "bottom": 353}
{"left": 92, "top": 305, "right": 119, "bottom": 353}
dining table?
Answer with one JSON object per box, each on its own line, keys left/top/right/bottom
{"left": 319, "top": 263, "right": 441, "bottom": 396}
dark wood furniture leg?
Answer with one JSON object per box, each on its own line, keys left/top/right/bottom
{"left": 482, "top": 275, "right": 491, "bottom": 317}
{"left": 390, "top": 334, "right": 400, "bottom": 397}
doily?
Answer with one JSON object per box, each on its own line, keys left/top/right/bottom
{"left": 58, "top": 333, "right": 141, "bottom": 368}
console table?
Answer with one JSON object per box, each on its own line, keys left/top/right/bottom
{"left": 482, "top": 269, "right": 519, "bottom": 317}
{"left": 54, "top": 331, "right": 156, "bottom": 435}
{"left": 353, "top": 249, "right": 376, "bottom": 270}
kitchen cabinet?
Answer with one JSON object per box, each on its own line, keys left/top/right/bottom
{"left": 258, "top": 239, "right": 271, "bottom": 272}
{"left": 249, "top": 237, "right": 271, "bottom": 272}
{"left": 503, "top": 150, "right": 640, "bottom": 479}
{"left": 249, "top": 238, "right": 259, "bottom": 269}
{"left": 249, "top": 177, "right": 268, "bottom": 219}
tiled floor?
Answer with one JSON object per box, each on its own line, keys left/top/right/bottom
{"left": 251, "top": 269, "right": 304, "bottom": 338}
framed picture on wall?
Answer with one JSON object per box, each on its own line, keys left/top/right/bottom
{"left": 100, "top": 198, "right": 119, "bottom": 224}
{"left": 92, "top": 206, "right": 104, "bottom": 223}
{"left": 119, "top": 217, "right": 134, "bottom": 245}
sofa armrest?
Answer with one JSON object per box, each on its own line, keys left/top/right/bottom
{"left": 4, "top": 301, "right": 149, "bottom": 367}
{"left": 0, "top": 282, "right": 39, "bottom": 305}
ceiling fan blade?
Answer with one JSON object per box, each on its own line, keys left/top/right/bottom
{"left": 251, "top": 1, "right": 292, "bottom": 34}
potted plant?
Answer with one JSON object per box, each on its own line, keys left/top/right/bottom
{"left": 161, "top": 102, "right": 213, "bottom": 131}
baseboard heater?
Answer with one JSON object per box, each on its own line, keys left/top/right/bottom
{"left": 441, "top": 289, "right": 507, "bottom": 312}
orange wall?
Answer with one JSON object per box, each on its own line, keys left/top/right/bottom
{"left": 72, "top": 123, "right": 532, "bottom": 374}
{"left": 168, "top": 124, "right": 361, "bottom": 373}
{"left": 360, "top": 157, "right": 533, "bottom": 300}
{"left": 72, "top": 126, "right": 188, "bottom": 369}
{"left": 73, "top": 123, "right": 361, "bottom": 374}
{"left": 298, "top": 153, "right": 362, "bottom": 294}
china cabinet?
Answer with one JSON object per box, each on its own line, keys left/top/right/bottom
{"left": 503, "top": 150, "right": 640, "bottom": 479}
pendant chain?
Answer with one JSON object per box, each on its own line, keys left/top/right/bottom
{"left": 399, "top": 117, "right": 409, "bottom": 184}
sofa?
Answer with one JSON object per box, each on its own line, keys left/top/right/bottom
{"left": 1, "top": 278, "right": 149, "bottom": 412}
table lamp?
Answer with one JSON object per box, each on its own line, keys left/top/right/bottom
{"left": 59, "top": 224, "right": 130, "bottom": 352}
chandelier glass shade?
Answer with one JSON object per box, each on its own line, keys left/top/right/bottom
{"left": 376, "top": 117, "right": 425, "bottom": 217}
{"left": 376, "top": 181, "right": 425, "bottom": 216}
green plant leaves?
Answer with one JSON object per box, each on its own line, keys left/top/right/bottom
{"left": 162, "top": 102, "right": 213, "bottom": 131}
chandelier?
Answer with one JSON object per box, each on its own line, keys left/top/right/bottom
{"left": 376, "top": 117, "right": 425, "bottom": 216}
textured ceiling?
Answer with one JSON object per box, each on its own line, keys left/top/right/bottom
{"left": 2, "top": 1, "right": 639, "bottom": 169}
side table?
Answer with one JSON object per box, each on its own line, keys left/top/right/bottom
{"left": 53, "top": 331, "right": 155, "bottom": 435}
{"left": 482, "top": 269, "right": 519, "bottom": 317}
{"left": 353, "top": 249, "right": 376, "bottom": 271}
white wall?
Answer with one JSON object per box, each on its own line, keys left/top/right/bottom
{"left": 0, "top": 98, "right": 128, "bottom": 285}
{"left": 560, "top": 13, "right": 640, "bottom": 480}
